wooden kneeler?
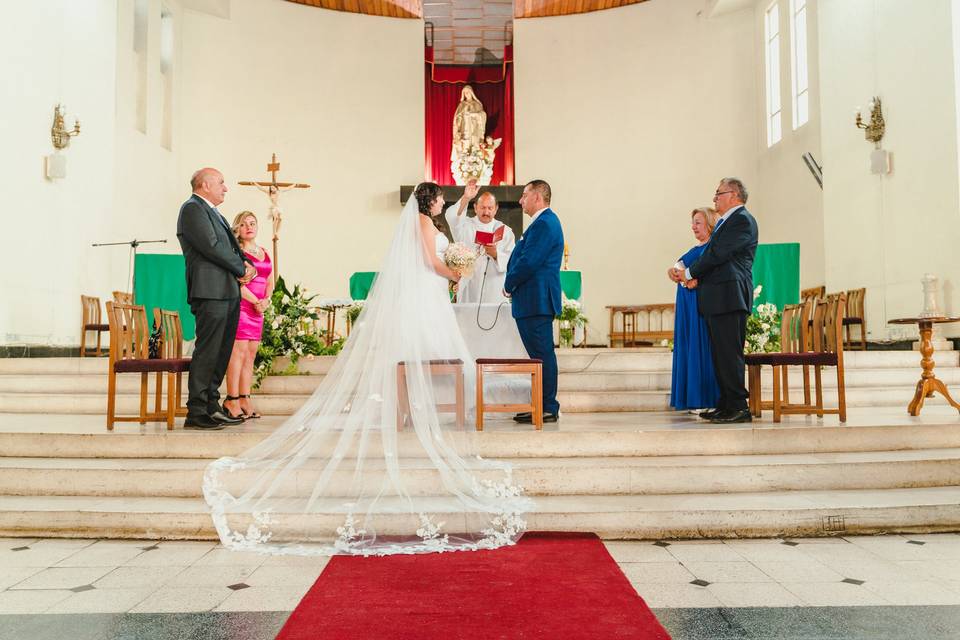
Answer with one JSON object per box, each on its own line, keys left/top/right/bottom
{"left": 476, "top": 358, "right": 543, "bottom": 431}
{"left": 396, "top": 359, "right": 465, "bottom": 430}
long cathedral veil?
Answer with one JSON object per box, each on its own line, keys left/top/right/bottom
{"left": 203, "top": 187, "right": 531, "bottom": 556}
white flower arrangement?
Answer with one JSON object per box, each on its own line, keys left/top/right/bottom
{"left": 443, "top": 241, "right": 479, "bottom": 278}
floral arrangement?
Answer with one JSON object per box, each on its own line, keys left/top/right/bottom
{"left": 556, "top": 297, "right": 588, "bottom": 347}
{"left": 744, "top": 286, "right": 782, "bottom": 354}
{"left": 253, "top": 277, "right": 344, "bottom": 387}
{"left": 346, "top": 300, "right": 364, "bottom": 327}
{"left": 443, "top": 242, "right": 479, "bottom": 278}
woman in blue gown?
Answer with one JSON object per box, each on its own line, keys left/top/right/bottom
{"left": 670, "top": 208, "right": 720, "bottom": 411}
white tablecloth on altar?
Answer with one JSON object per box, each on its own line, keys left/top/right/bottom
{"left": 453, "top": 303, "right": 527, "bottom": 359}
{"left": 452, "top": 303, "right": 530, "bottom": 404}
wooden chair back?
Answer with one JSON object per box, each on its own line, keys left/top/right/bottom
{"left": 812, "top": 293, "right": 846, "bottom": 356}
{"left": 801, "top": 285, "right": 825, "bottom": 302}
{"left": 106, "top": 301, "right": 149, "bottom": 364}
{"left": 846, "top": 288, "right": 865, "bottom": 319}
{"left": 779, "top": 304, "right": 807, "bottom": 354}
{"left": 157, "top": 309, "right": 184, "bottom": 359}
{"left": 81, "top": 295, "right": 102, "bottom": 326}
{"left": 112, "top": 291, "right": 134, "bottom": 305}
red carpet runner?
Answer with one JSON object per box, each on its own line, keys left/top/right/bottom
{"left": 276, "top": 532, "right": 671, "bottom": 639}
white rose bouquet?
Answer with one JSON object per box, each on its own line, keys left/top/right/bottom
{"left": 443, "top": 242, "right": 479, "bottom": 279}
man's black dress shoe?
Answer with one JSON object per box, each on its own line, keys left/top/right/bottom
{"left": 710, "top": 409, "right": 752, "bottom": 424}
{"left": 184, "top": 414, "right": 226, "bottom": 430}
{"left": 209, "top": 410, "right": 244, "bottom": 425}
{"left": 512, "top": 412, "right": 532, "bottom": 423}
{"left": 698, "top": 408, "right": 722, "bottom": 420}
{"left": 515, "top": 412, "right": 560, "bottom": 424}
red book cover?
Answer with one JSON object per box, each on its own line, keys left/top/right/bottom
{"left": 474, "top": 225, "right": 505, "bottom": 245}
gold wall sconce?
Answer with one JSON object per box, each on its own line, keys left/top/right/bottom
{"left": 855, "top": 97, "right": 885, "bottom": 145}
{"left": 51, "top": 104, "right": 81, "bottom": 150}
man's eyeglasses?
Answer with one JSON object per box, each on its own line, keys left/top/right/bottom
{"left": 714, "top": 190, "right": 735, "bottom": 198}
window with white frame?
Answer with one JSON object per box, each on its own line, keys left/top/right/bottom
{"left": 764, "top": 1, "right": 782, "bottom": 146}
{"left": 790, "top": 0, "right": 809, "bottom": 129}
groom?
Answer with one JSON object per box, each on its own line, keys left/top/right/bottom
{"left": 504, "top": 180, "right": 564, "bottom": 424}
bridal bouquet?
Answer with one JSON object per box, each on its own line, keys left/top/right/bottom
{"left": 443, "top": 242, "right": 479, "bottom": 278}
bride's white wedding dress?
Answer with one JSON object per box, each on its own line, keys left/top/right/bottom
{"left": 203, "top": 189, "right": 531, "bottom": 556}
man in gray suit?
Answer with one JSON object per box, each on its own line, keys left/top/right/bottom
{"left": 177, "top": 168, "right": 255, "bottom": 430}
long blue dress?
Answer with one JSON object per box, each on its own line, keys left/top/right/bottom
{"left": 670, "top": 244, "right": 720, "bottom": 410}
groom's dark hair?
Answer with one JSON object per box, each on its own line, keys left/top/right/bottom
{"left": 526, "top": 179, "right": 551, "bottom": 205}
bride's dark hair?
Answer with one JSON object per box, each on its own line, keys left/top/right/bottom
{"left": 414, "top": 182, "right": 443, "bottom": 215}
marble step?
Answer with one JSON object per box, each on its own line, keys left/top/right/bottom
{"left": 0, "top": 349, "right": 953, "bottom": 377}
{"left": 2, "top": 449, "right": 958, "bottom": 498}
{"left": 2, "top": 366, "right": 958, "bottom": 397}
{"left": 3, "top": 418, "right": 960, "bottom": 459}
{"left": 1, "top": 486, "right": 957, "bottom": 540}
{"left": 0, "top": 381, "right": 953, "bottom": 414}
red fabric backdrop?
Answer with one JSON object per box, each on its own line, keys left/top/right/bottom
{"left": 425, "top": 46, "right": 514, "bottom": 186}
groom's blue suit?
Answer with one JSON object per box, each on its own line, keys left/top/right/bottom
{"left": 504, "top": 208, "right": 564, "bottom": 415}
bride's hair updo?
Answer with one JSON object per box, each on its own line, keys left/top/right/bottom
{"left": 414, "top": 182, "right": 443, "bottom": 216}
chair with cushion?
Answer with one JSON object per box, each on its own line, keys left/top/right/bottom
{"left": 105, "top": 302, "right": 191, "bottom": 430}
{"left": 843, "top": 287, "right": 867, "bottom": 351}
{"left": 746, "top": 294, "right": 847, "bottom": 423}
{"left": 475, "top": 358, "right": 543, "bottom": 431}
{"left": 79, "top": 295, "right": 109, "bottom": 357}
{"left": 396, "top": 359, "right": 465, "bottom": 430}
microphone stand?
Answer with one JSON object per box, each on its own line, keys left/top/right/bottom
{"left": 92, "top": 239, "right": 167, "bottom": 295}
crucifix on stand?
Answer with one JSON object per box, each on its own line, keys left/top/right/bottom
{"left": 238, "top": 153, "right": 310, "bottom": 283}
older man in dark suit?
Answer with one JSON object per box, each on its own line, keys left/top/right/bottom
{"left": 671, "top": 177, "right": 758, "bottom": 424}
{"left": 177, "top": 168, "right": 256, "bottom": 430}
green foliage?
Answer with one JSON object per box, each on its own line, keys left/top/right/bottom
{"left": 253, "top": 277, "right": 344, "bottom": 387}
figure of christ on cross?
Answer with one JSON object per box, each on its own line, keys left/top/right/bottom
{"left": 238, "top": 153, "right": 310, "bottom": 282}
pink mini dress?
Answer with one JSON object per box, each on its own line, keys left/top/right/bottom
{"left": 236, "top": 249, "right": 272, "bottom": 341}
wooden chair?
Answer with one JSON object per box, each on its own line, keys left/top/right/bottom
{"left": 79, "top": 295, "right": 109, "bottom": 357}
{"left": 396, "top": 359, "right": 465, "bottom": 430}
{"left": 152, "top": 308, "right": 189, "bottom": 422}
{"left": 843, "top": 287, "right": 867, "bottom": 350}
{"left": 800, "top": 285, "right": 825, "bottom": 303}
{"left": 747, "top": 301, "right": 811, "bottom": 417}
{"left": 607, "top": 304, "right": 675, "bottom": 347}
{"left": 105, "top": 302, "right": 190, "bottom": 430}
{"left": 746, "top": 294, "right": 847, "bottom": 423}
{"left": 112, "top": 291, "right": 134, "bottom": 304}
{"left": 476, "top": 358, "right": 543, "bottom": 431}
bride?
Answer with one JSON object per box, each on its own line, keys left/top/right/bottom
{"left": 203, "top": 182, "right": 532, "bottom": 556}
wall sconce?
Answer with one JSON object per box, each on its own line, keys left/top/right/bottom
{"left": 51, "top": 104, "right": 81, "bottom": 150}
{"left": 854, "top": 97, "right": 885, "bottom": 145}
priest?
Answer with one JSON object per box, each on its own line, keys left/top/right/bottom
{"left": 445, "top": 182, "right": 516, "bottom": 304}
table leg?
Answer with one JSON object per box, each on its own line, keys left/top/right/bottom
{"left": 906, "top": 321, "right": 960, "bottom": 415}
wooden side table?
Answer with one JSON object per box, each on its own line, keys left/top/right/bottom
{"left": 888, "top": 317, "right": 960, "bottom": 416}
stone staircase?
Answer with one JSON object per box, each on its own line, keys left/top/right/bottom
{"left": 0, "top": 348, "right": 956, "bottom": 415}
{"left": 0, "top": 410, "right": 958, "bottom": 540}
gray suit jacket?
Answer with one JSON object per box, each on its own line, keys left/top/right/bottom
{"left": 176, "top": 195, "right": 248, "bottom": 302}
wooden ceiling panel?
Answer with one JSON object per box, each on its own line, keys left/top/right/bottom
{"left": 286, "top": 0, "right": 422, "bottom": 19}
{"left": 514, "top": 0, "right": 649, "bottom": 18}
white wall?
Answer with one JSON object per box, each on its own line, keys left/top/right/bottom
{"left": 514, "top": 0, "right": 760, "bottom": 342}
{"left": 1, "top": 1, "right": 120, "bottom": 345}
{"left": 750, "top": 0, "right": 825, "bottom": 291}
{"left": 819, "top": 0, "right": 960, "bottom": 338}
{"left": 177, "top": 0, "right": 423, "bottom": 299}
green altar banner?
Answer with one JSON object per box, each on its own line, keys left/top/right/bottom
{"left": 349, "top": 270, "right": 583, "bottom": 301}
{"left": 134, "top": 254, "right": 196, "bottom": 340}
{"left": 752, "top": 243, "right": 800, "bottom": 312}
{"left": 349, "top": 272, "right": 378, "bottom": 300}
{"left": 560, "top": 271, "right": 582, "bottom": 301}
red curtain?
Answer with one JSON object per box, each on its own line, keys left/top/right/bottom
{"left": 425, "top": 46, "right": 514, "bottom": 186}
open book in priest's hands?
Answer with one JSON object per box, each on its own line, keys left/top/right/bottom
{"left": 474, "top": 226, "right": 505, "bottom": 246}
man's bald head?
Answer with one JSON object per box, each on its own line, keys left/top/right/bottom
{"left": 191, "top": 167, "right": 228, "bottom": 206}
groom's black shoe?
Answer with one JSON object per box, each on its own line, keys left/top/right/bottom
{"left": 698, "top": 408, "right": 722, "bottom": 420}
{"left": 513, "top": 412, "right": 532, "bottom": 423}
{"left": 210, "top": 410, "right": 244, "bottom": 425}
{"left": 514, "top": 412, "right": 559, "bottom": 424}
{"left": 184, "top": 414, "right": 226, "bottom": 430}
{"left": 710, "top": 409, "right": 752, "bottom": 424}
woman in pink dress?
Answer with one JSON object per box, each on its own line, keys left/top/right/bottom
{"left": 224, "top": 211, "right": 273, "bottom": 419}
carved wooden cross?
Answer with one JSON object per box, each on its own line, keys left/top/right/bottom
{"left": 238, "top": 153, "right": 310, "bottom": 283}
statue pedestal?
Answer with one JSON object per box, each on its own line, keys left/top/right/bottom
{"left": 401, "top": 185, "right": 526, "bottom": 241}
